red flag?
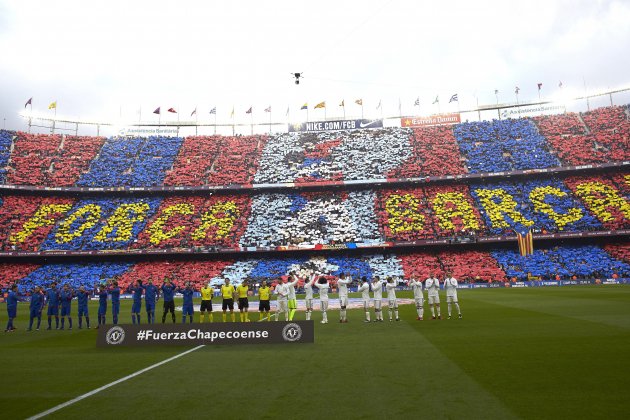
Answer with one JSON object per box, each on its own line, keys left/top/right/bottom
{"left": 153, "top": 107, "right": 161, "bottom": 114}
{"left": 24, "top": 97, "right": 32, "bottom": 108}
{"left": 167, "top": 108, "right": 177, "bottom": 113}
{"left": 246, "top": 107, "right": 252, "bottom": 114}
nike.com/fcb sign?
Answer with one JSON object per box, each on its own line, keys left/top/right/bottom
{"left": 288, "top": 119, "right": 383, "bottom": 132}
{"left": 97, "top": 321, "right": 314, "bottom": 347}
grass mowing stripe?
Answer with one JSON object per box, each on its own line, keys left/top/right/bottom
{"left": 26, "top": 345, "right": 205, "bottom": 420}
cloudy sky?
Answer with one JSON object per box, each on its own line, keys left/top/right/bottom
{"left": 0, "top": 0, "right": 629, "bottom": 135}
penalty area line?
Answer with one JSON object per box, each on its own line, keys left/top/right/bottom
{"left": 27, "top": 344, "right": 205, "bottom": 420}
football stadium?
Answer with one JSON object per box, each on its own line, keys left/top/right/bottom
{"left": 1, "top": 1, "right": 630, "bottom": 419}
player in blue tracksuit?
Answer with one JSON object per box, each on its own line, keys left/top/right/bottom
{"left": 143, "top": 279, "right": 159, "bottom": 324}
{"left": 161, "top": 278, "right": 177, "bottom": 323}
{"left": 5, "top": 285, "right": 19, "bottom": 332}
{"left": 76, "top": 286, "right": 91, "bottom": 329}
{"left": 96, "top": 284, "right": 108, "bottom": 328}
{"left": 28, "top": 286, "right": 45, "bottom": 331}
{"left": 127, "top": 280, "right": 144, "bottom": 324}
{"left": 178, "top": 282, "right": 195, "bottom": 324}
{"left": 59, "top": 284, "right": 74, "bottom": 330}
{"left": 108, "top": 280, "right": 121, "bottom": 325}
{"left": 46, "top": 282, "right": 60, "bottom": 330}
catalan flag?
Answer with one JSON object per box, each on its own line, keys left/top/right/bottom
{"left": 314, "top": 101, "right": 326, "bottom": 109}
{"left": 48, "top": 101, "right": 57, "bottom": 110}
{"left": 517, "top": 230, "right": 534, "bottom": 256}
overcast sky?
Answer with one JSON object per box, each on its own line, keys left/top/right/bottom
{"left": 0, "top": 0, "right": 629, "bottom": 135}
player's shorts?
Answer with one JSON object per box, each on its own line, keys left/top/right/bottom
{"left": 78, "top": 306, "right": 89, "bottom": 317}
{"left": 47, "top": 305, "right": 59, "bottom": 316}
{"left": 414, "top": 297, "right": 424, "bottom": 307}
{"left": 30, "top": 308, "right": 42, "bottom": 318}
{"left": 288, "top": 299, "right": 297, "bottom": 310}
{"left": 131, "top": 301, "right": 141, "bottom": 313}
{"left": 222, "top": 298, "right": 234, "bottom": 311}
{"left": 145, "top": 302, "right": 155, "bottom": 312}
{"left": 182, "top": 305, "right": 193, "bottom": 316}
{"left": 339, "top": 296, "right": 348, "bottom": 308}
{"left": 111, "top": 301, "right": 120, "bottom": 315}
{"left": 7, "top": 307, "right": 17, "bottom": 318}
{"left": 60, "top": 305, "right": 71, "bottom": 317}
{"left": 428, "top": 294, "right": 440, "bottom": 305}
{"left": 446, "top": 294, "right": 458, "bottom": 303}
{"left": 259, "top": 300, "right": 270, "bottom": 312}
{"left": 163, "top": 300, "right": 175, "bottom": 313}
{"left": 200, "top": 300, "right": 213, "bottom": 311}
{"left": 238, "top": 298, "right": 249, "bottom": 309}
{"left": 373, "top": 299, "right": 382, "bottom": 310}
{"left": 305, "top": 298, "right": 313, "bottom": 310}
{"left": 98, "top": 304, "right": 107, "bottom": 315}
{"left": 388, "top": 299, "right": 398, "bottom": 309}
{"left": 277, "top": 300, "right": 288, "bottom": 312}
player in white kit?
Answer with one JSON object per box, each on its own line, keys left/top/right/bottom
{"left": 408, "top": 277, "right": 425, "bottom": 320}
{"left": 444, "top": 271, "right": 462, "bottom": 319}
{"left": 313, "top": 276, "right": 330, "bottom": 324}
{"left": 425, "top": 273, "right": 441, "bottom": 320}
{"left": 274, "top": 278, "right": 289, "bottom": 321}
{"left": 337, "top": 272, "right": 352, "bottom": 323}
{"left": 385, "top": 277, "right": 400, "bottom": 322}
{"left": 304, "top": 273, "right": 316, "bottom": 321}
{"left": 371, "top": 276, "right": 384, "bottom": 322}
{"left": 357, "top": 277, "right": 371, "bottom": 322}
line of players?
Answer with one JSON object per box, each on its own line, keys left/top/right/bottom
{"left": 3, "top": 271, "right": 462, "bottom": 331}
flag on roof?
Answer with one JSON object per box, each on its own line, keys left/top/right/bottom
{"left": 153, "top": 107, "right": 161, "bottom": 114}
{"left": 24, "top": 97, "right": 32, "bottom": 108}
{"left": 414, "top": 97, "right": 420, "bottom": 106}
{"left": 246, "top": 107, "right": 252, "bottom": 114}
{"left": 449, "top": 94, "right": 458, "bottom": 103}
{"left": 314, "top": 101, "right": 326, "bottom": 109}
{"left": 537, "top": 83, "right": 543, "bottom": 91}
{"left": 264, "top": 106, "right": 271, "bottom": 113}
{"left": 167, "top": 107, "right": 177, "bottom": 113}
{"left": 48, "top": 101, "right": 57, "bottom": 110}
{"left": 355, "top": 99, "right": 362, "bottom": 106}
{"left": 301, "top": 103, "right": 308, "bottom": 110}
{"left": 191, "top": 108, "right": 197, "bottom": 117}
{"left": 209, "top": 107, "right": 216, "bottom": 114}
{"left": 432, "top": 96, "right": 439, "bottom": 104}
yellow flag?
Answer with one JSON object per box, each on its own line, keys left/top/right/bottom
{"left": 48, "top": 101, "right": 57, "bottom": 110}
{"left": 314, "top": 101, "right": 326, "bottom": 109}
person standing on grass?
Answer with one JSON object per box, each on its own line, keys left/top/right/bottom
{"left": 161, "top": 278, "right": 177, "bottom": 324}
{"left": 59, "top": 283, "right": 74, "bottom": 330}
{"left": 28, "top": 286, "right": 45, "bottom": 331}
{"left": 313, "top": 276, "right": 330, "bottom": 324}
{"left": 357, "top": 277, "right": 371, "bottom": 323}
{"left": 385, "top": 277, "right": 400, "bottom": 322}
{"left": 221, "top": 278, "right": 236, "bottom": 322}
{"left": 444, "top": 271, "right": 462, "bottom": 319}
{"left": 236, "top": 280, "right": 250, "bottom": 322}
{"left": 371, "top": 276, "right": 384, "bottom": 322}
{"left": 143, "top": 279, "right": 159, "bottom": 324}
{"left": 76, "top": 285, "right": 91, "bottom": 329}
{"left": 287, "top": 272, "right": 300, "bottom": 321}
{"left": 96, "top": 283, "right": 108, "bottom": 328}
{"left": 408, "top": 277, "right": 425, "bottom": 321}
{"left": 127, "top": 280, "right": 144, "bottom": 325}
{"left": 274, "top": 278, "right": 289, "bottom": 321}
{"left": 108, "top": 280, "right": 121, "bottom": 325}
{"left": 45, "top": 281, "right": 60, "bottom": 330}
{"left": 337, "top": 272, "right": 352, "bottom": 323}
{"left": 199, "top": 281, "right": 214, "bottom": 323}
{"left": 425, "top": 273, "right": 441, "bottom": 320}
{"left": 5, "top": 284, "right": 19, "bottom": 332}
{"left": 258, "top": 280, "right": 271, "bottom": 321}
{"left": 178, "top": 282, "right": 195, "bottom": 324}
{"left": 304, "top": 274, "right": 316, "bottom": 321}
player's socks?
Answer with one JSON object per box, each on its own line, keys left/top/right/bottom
{"left": 55, "top": 317, "right": 59, "bottom": 328}
{"left": 447, "top": 303, "right": 452, "bottom": 317}
{"left": 245, "top": 312, "right": 249, "bottom": 322}
{"left": 395, "top": 310, "right": 399, "bottom": 319}
{"left": 365, "top": 311, "right": 370, "bottom": 321}
{"left": 113, "top": 314, "right": 118, "bottom": 325}
{"left": 223, "top": 313, "right": 227, "bottom": 322}
{"left": 231, "top": 313, "right": 235, "bottom": 322}
{"left": 29, "top": 318, "right": 34, "bottom": 330}
{"left": 455, "top": 303, "right": 461, "bottom": 315}
{"left": 259, "top": 312, "right": 263, "bottom": 321}
{"left": 37, "top": 317, "right": 42, "bottom": 329}
{"left": 289, "top": 309, "right": 296, "bottom": 321}
{"left": 239, "top": 312, "right": 244, "bottom": 322}
{"left": 171, "top": 313, "right": 176, "bottom": 323}
{"left": 305, "top": 311, "right": 310, "bottom": 321}
{"left": 132, "top": 314, "right": 136, "bottom": 324}
{"left": 48, "top": 317, "right": 52, "bottom": 329}
{"left": 68, "top": 318, "right": 72, "bottom": 329}
{"left": 85, "top": 317, "right": 90, "bottom": 328}
{"left": 430, "top": 307, "right": 435, "bottom": 317}
{"left": 209, "top": 313, "right": 214, "bottom": 322}
{"left": 61, "top": 318, "right": 65, "bottom": 329}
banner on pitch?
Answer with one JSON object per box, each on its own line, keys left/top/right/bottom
{"left": 401, "top": 113, "right": 461, "bottom": 128}
{"left": 97, "top": 321, "right": 314, "bottom": 347}
{"left": 288, "top": 119, "right": 383, "bottom": 132}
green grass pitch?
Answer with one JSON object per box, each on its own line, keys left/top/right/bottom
{"left": 1, "top": 285, "right": 629, "bottom": 419}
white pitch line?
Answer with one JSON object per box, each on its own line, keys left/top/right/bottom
{"left": 27, "top": 345, "right": 205, "bottom": 420}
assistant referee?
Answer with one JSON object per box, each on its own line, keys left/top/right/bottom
{"left": 221, "top": 278, "right": 236, "bottom": 322}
